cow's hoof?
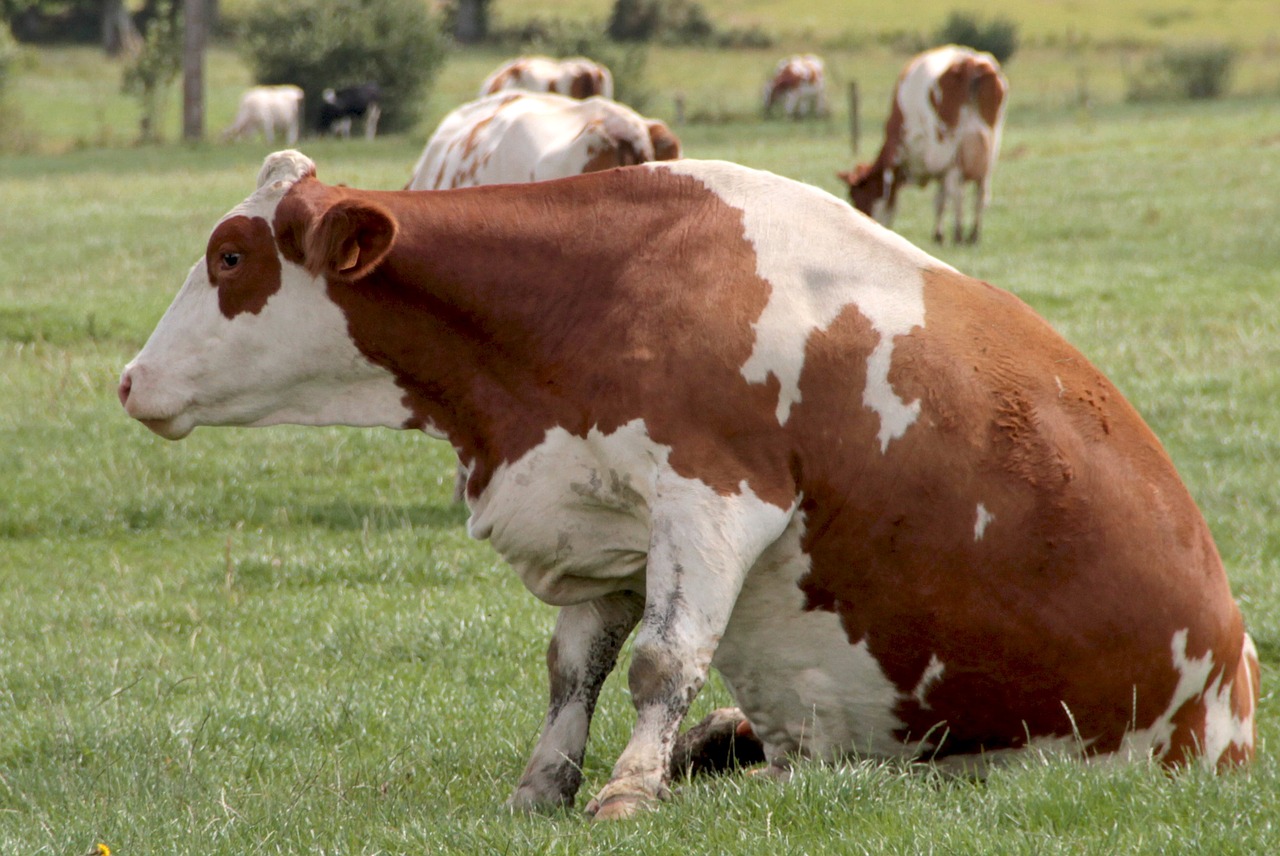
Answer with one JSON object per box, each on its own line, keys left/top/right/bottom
{"left": 586, "top": 791, "right": 655, "bottom": 821}
{"left": 506, "top": 788, "right": 571, "bottom": 814}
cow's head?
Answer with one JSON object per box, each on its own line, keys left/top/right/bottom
{"left": 837, "top": 163, "right": 894, "bottom": 225}
{"left": 119, "top": 150, "right": 403, "bottom": 440}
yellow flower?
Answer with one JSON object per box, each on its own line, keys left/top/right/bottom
{"left": 85, "top": 845, "right": 110, "bottom": 856}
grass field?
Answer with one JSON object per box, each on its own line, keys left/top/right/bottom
{"left": 2, "top": 20, "right": 1280, "bottom": 856}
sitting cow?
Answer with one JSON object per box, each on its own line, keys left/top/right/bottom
{"left": 480, "top": 55, "right": 614, "bottom": 100}
{"left": 120, "top": 150, "right": 1258, "bottom": 819}
{"left": 838, "top": 45, "right": 1008, "bottom": 244}
{"left": 222, "top": 85, "right": 304, "bottom": 145}
{"left": 406, "top": 91, "right": 681, "bottom": 191}
{"left": 764, "top": 54, "right": 826, "bottom": 119}
{"left": 317, "top": 83, "right": 382, "bottom": 140}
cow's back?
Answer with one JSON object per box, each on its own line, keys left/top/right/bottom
{"left": 408, "top": 93, "right": 660, "bottom": 190}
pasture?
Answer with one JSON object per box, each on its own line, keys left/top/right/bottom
{"left": 2, "top": 30, "right": 1280, "bottom": 856}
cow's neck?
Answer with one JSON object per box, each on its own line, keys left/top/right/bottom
{"left": 325, "top": 176, "right": 671, "bottom": 491}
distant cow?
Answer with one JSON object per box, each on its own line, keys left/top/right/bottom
{"left": 764, "top": 54, "right": 826, "bottom": 119}
{"left": 407, "top": 91, "right": 681, "bottom": 191}
{"left": 317, "top": 83, "right": 382, "bottom": 140}
{"left": 480, "top": 55, "right": 614, "bottom": 100}
{"left": 838, "top": 45, "right": 1008, "bottom": 244}
{"left": 121, "top": 150, "right": 1257, "bottom": 819}
{"left": 222, "top": 85, "right": 304, "bottom": 145}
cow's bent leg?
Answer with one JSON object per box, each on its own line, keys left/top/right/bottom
{"left": 509, "top": 592, "right": 643, "bottom": 812}
{"left": 586, "top": 482, "right": 791, "bottom": 820}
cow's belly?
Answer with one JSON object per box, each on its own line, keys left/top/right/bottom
{"left": 712, "top": 514, "right": 919, "bottom": 762}
{"left": 466, "top": 422, "right": 657, "bottom": 605}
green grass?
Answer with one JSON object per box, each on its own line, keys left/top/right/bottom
{"left": 491, "top": 0, "right": 1280, "bottom": 47}
{"left": 2, "top": 36, "right": 1279, "bottom": 855}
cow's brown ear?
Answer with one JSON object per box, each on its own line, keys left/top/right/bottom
{"left": 304, "top": 198, "right": 398, "bottom": 281}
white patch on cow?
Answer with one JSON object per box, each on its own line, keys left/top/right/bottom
{"left": 1201, "top": 633, "right": 1256, "bottom": 765}
{"left": 1054, "top": 375, "right": 1066, "bottom": 398}
{"left": 121, "top": 152, "right": 414, "bottom": 439}
{"left": 911, "top": 654, "right": 946, "bottom": 709}
{"left": 467, "top": 419, "right": 657, "bottom": 605}
{"left": 974, "top": 503, "right": 994, "bottom": 540}
{"left": 713, "top": 511, "right": 917, "bottom": 761}
{"left": 655, "top": 161, "right": 946, "bottom": 452}
{"left": 1114, "top": 629, "right": 1255, "bottom": 768}
{"left": 467, "top": 417, "right": 791, "bottom": 611}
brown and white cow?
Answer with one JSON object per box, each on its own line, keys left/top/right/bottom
{"left": 764, "top": 54, "right": 826, "bottom": 119}
{"left": 838, "top": 45, "right": 1007, "bottom": 244}
{"left": 480, "top": 55, "right": 614, "bottom": 100}
{"left": 406, "top": 91, "right": 681, "bottom": 191}
{"left": 222, "top": 85, "right": 304, "bottom": 146}
{"left": 120, "top": 151, "right": 1257, "bottom": 819}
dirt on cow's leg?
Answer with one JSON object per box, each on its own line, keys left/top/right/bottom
{"left": 667, "top": 707, "right": 767, "bottom": 781}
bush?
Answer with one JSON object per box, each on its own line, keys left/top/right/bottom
{"left": 1126, "top": 43, "right": 1237, "bottom": 102}
{"left": 121, "top": 1, "right": 181, "bottom": 143}
{"left": 237, "top": 0, "right": 448, "bottom": 135}
{"left": 933, "top": 11, "right": 1019, "bottom": 65}
{"left": 607, "top": 0, "right": 718, "bottom": 46}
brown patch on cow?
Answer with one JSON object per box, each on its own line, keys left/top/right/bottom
{"left": 647, "top": 121, "right": 682, "bottom": 161}
{"left": 569, "top": 70, "right": 595, "bottom": 99}
{"left": 273, "top": 169, "right": 794, "bottom": 509}
{"left": 787, "top": 266, "right": 1248, "bottom": 761}
{"left": 206, "top": 215, "right": 282, "bottom": 318}
{"left": 484, "top": 63, "right": 523, "bottom": 95}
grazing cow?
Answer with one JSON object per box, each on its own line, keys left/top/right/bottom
{"left": 480, "top": 55, "right": 614, "bottom": 100}
{"left": 222, "top": 85, "right": 304, "bottom": 145}
{"left": 838, "top": 45, "right": 1008, "bottom": 244}
{"left": 764, "top": 54, "right": 826, "bottom": 119}
{"left": 318, "top": 83, "right": 382, "bottom": 140}
{"left": 120, "top": 150, "right": 1258, "bottom": 819}
{"left": 406, "top": 92, "right": 681, "bottom": 191}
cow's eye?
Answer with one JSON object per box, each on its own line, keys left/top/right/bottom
{"left": 221, "top": 252, "right": 242, "bottom": 269}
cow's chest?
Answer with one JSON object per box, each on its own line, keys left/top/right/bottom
{"left": 466, "top": 423, "right": 656, "bottom": 606}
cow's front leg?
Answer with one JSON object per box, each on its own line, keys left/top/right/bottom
{"left": 509, "top": 592, "right": 643, "bottom": 812}
{"left": 586, "top": 482, "right": 792, "bottom": 820}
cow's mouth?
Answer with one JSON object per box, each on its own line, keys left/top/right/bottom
{"left": 136, "top": 415, "right": 194, "bottom": 441}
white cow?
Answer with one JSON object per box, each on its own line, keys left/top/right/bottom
{"left": 480, "top": 55, "right": 614, "bottom": 100}
{"left": 222, "top": 85, "right": 304, "bottom": 145}
{"left": 407, "top": 92, "right": 681, "bottom": 191}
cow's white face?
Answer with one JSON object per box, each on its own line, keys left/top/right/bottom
{"left": 119, "top": 151, "right": 412, "bottom": 439}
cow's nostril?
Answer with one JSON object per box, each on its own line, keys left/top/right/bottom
{"left": 118, "top": 373, "right": 132, "bottom": 407}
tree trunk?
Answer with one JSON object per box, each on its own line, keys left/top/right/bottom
{"left": 183, "top": 0, "right": 208, "bottom": 142}
{"left": 454, "top": 0, "right": 489, "bottom": 44}
{"left": 103, "top": 0, "right": 141, "bottom": 56}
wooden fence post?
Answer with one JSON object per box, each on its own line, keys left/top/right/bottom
{"left": 848, "top": 80, "right": 860, "bottom": 157}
